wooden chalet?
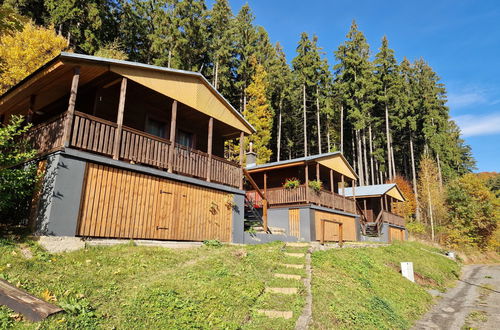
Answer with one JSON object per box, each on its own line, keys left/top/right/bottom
{"left": 0, "top": 52, "right": 255, "bottom": 243}
{"left": 244, "top": 152, "right": 360, "bottom": 243}
{"left": 342, "top": 184, "right": 407, "bottom": 242}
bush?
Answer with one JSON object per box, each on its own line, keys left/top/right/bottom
{"left": 0, "top": 116, "right": 37, "bottom": 225}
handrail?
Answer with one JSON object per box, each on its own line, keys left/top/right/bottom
{"left": 243, "top": 169, "right": 268, "bottom": 232}
{"left": 122, "top": 126, "right": 172, "bottom": 144}
{"left": 74, "top": 111, "right": 118, "bottom": 127}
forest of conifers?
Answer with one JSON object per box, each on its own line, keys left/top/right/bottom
{"left": 2, "top": 0, "right": 475, "bottom": 187}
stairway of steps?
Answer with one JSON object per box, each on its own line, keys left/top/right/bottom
{"left": 252, "top": 242, "right": 312, "bottom": 328}
{"left": 363, "top": 222, "right": 380, "bottom": 237}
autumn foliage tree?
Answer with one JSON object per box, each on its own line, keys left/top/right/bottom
{"left": 445, "top": 174, "right": 499, "bottom": 249}
{"left": 387, "top": 175, "right": 416, "bottom": 221}
{"left": 0, "top": 21, "right": 67, "bottom": 93}
{"left": 243, "top": 57, "right": 273, "bottom": 164}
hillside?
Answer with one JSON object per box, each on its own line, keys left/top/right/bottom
{"left": 0, "top": 239, "right": 458, "bottom": 329}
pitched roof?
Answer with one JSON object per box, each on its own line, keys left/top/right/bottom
{"left": 342, "top": 183, "right": 406, "bottom": 202}
{"left": 246, "top": 152, "right": 358, "bottom": 180}
{"left": 0, "top": 52, "right": 255, "bottom": 134}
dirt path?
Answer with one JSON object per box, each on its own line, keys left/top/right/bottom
{"left": 413, "top": 264, "right": 500, "bottom": 330}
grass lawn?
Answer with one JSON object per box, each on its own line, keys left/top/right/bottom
{"left": 311, "top": 241, "right": 460, "bottom": 329}
{"left": 0, "top": 237, "right": 460, "bottom": 329}
{"left": 0, "top": 238, "right": 305, "bottom": 329}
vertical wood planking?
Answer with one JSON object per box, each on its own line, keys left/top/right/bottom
{"left": 288, "top": 209, "right": 300, "bottom": 238}
{"left": 77, "top": 163, "right": 233, "bottom": 241}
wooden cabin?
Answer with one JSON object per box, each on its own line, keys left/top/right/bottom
{"left": 0, "top": 52, "right": 255, "bottom": 243}
{"left": 342, "top": 184, "right": 407, "bottom": 242}
{"left": 244, "top": 152, "right": 360, "bottom": 243}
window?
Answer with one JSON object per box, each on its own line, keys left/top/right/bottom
{"left": 145, "top": 117, "right": 166, "bottom": 139}
{"left": 176, "top": 130, "right": 194, "bottom": 148}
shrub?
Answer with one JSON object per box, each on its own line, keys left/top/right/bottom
{"left": 283, "top": 177, "right": 300, "bottom": 190}
{"left": 0, "top": 115, "right": 37, "bottom": 225}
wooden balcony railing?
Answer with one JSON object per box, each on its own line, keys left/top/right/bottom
{"left": 246, "top": 185, "right": 357, "bottom": 214}
{"left": 381, "top": 210, "right": 405, "bottom": 227}
{"left": 27, "top": 110, "right": 241, "bottom": 188}
{"left": 26, "top": 112, "right": 67, "bottom": 155}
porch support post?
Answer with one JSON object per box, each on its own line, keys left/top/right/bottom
{"left": 330, "top": 169, "right": 334, "bottom": 192}
{"left": 341, "top": 174, "right": 345, "bottom": 211}
{"left": 113, "top": 77, "right": 127, "bottom": 160}
{"left": 239, "top": 131, "right": 244, "bottom": 189}
{"left": 206, "top": 117, "right": 213, "bottom": 182}
{"left": 167, "top": 100, "right": 178, "bottom": 173}
{"left": 305, "top": 164, "right": 309, "bottom": 203}
{"left": 63, "top": 66, "right": 80, "bottom": 147}
{"left": 316, "top": 162, "right": 320, "bottom": 181}
{"left": 380, "top": 197, "right": 384, "bottom": 212}
{"left": 28, "top": 95, "right": 36, "bottom": 123}
{"left": 263, "top": 171, "right": 268, "bottom": 232}
{"left": 363, "top": 199, "right": 367, "bottom": 220}
{"left": 384, "top": 194, "right": 388, "bottom": 211}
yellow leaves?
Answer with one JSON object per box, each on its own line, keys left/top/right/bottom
{"left": 0, "top": 22, "right": 67, "bottom": 93}
{"left": 41, "top": 289, "right": 57, "bottom": 302}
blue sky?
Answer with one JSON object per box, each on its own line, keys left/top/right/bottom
{"left": 215, "top": 0, "right": 500, "bottom": 172}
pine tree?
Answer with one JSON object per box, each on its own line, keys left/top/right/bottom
{"left": 334, "top": 21, "right": 375, "bottom": 185}
{"left": 233, "top": 3, "right": 257, "bottom": 111}
{"left": 243, "top": 57, "right": 274, "bottom": 164}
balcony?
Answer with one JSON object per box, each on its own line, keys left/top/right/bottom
{"left": 246, "top": 184, "right": 356, "bottom": 214}
{"left": 26, "top": 111, "right": 241, "bottom": 188}
{"left": 381, "top": 210, "right": 405, "bottom": 227}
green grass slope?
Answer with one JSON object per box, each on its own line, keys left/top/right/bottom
{"left": 311, "top": 241, "right": 460, "bottom": 329}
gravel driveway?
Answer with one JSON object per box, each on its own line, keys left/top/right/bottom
{"left": 413, "top": 264, "right": 500, "bottom": 330}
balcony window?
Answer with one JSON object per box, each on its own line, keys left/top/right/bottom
{"left": 177, "top": 130, "right": 194, "bottom": 148}
{"left": 145, "top": 117, "right": 167, "bottom": 139}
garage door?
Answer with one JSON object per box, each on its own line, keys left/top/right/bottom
{"left": 389, "top": 227, "right": 405, "bottom": 242}
{"left": 314, "top": 210, "right": 357, "bottom": 241}
{"left": 77, "top": 163, "right": 234, "bottom": 242}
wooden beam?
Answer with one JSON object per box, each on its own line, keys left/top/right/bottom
{"left": 0, "top": 279, "right": 63, "bottom": 322}
{"left": 305, "top": 164, "right": 309, "bottom": 203}
{"left": 28, "top": 95, "right": 36, "bottom": 123}
{"left": 329, "top": 169, "right": 334, "bottom": 192}
{"left": 206, "top": 117, "right": 214, "bottom": 182}
{"left": 363, "top": 199, "right": 367, "bottom": 221}
{"left": 316, "top": 162, "right": 320, "bottom": 181}
{"left": 263, "top": 171, "right": 268, "bottom": 232}
{"left": 239, "top": 131, "right": 244, "bottom": 189}
{"left": 112, "top": 78, "right": 127, "bottom": 160}
{"left": 341, "top": 174, "right": 345, "bottom": 211}
{"left": 63, "top": 66, "right": 80, "bottom": 147}
{"left": 167, "top": 100, "right": 178, "bottom": 173}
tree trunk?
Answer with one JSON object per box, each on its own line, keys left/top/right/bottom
{"left": 168, "top": 50, "right": 172, "bottom": 68}
{"left": 351, "top": 130, "right": 356, "bottom": 175}
{"left": 356, "top": 129, "right": 364, "bottom": 185}
{"left": 410, "top": 134, "right": 420, "bottom": 222}
{"left": 362, "top": 129, "right": 369, "bottom": 185}
{"left": 368, "top": 125, "right": 375, "bottom": 185}
{"left": 214, "top": 61, "right": 219, "bottom": 89}
{"left": 340, "top": 104, "right": 344, "bottom": 153}
{"left": 385, "top": 103, "right": 392, "bottom": 180}
{"left": 327, "top": 125, "right": 331, "bottom": 152}
{"left": 427, "top": 183, "right": 435, "bottom": 241}
{"left": 436, "top": 152, "right": 443, "bottom": 190}
{"left": 316, "top": 92, "right": 321, "bottom": 154}
{"left": 303, "top": 83, "right": 307, "bottom": 157}
{"left": 390, "top": 133, "right": 396, "bottom": 178}
{"left": 277, "top": 100, "right": 282, "bottom": 162}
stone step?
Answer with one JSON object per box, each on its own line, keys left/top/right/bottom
{"left": 265, "top": 287, "right": 298, "bottom": 294}
{"left": 285, "top": 242, "right": 310, "bottom": 247}
{"left": 256, "top": 310, "right": 293, "bottom": 319}
{"left": 284, "top": 252, "right": 305, "bottom": 258}
{"left": 274, "top": 273, "right": 301, "bottom": 280}
{"left": 283, "top": 264, "right": 304, "bottom": 269}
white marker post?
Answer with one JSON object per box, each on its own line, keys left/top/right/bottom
{"left": 401, "top": 262, "right": 415, "bottom": 282}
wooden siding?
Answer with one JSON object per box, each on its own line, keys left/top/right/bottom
{"left": 288, "top": 209, "right": 300, "bottom": 238}
{"left": 77, "top": 163, "right": 234, "bottom": 242}
{"left": 314, "top": 210, "right": 357, "bottom": 241}
{"left": 389, "top": 227, "right": 405, "bottom": 242}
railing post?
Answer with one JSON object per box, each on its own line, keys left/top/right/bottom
{"left": 113, "top": 78, "right": 127, "bottom": 160}
{"left": 206, "top": 117, "right": 213, "bottom": 182}
{"left": 63, "top": 66, "right": 80, "bottom": 147}
{"left": 341, "top": 175, "right": 345, "bottom": 211}
{"left": 167, "top": 100, "right": 178, "bottom": 173}
{"left": 239, "top": 131, "right": 244, "bottom": 189}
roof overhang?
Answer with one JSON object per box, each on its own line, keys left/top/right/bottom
{"left": 0, "top": 53, "right": 255, "bottom": 135}
{"left": 386, "top": 185, "right": 405, "bottom": 202}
